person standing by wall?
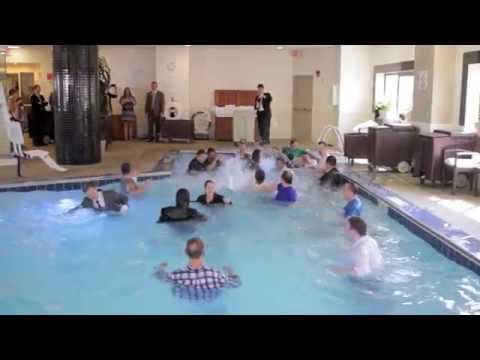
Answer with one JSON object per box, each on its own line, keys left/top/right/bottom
{"left": 30, "top": 84, "right": 48, "bottom": 146}
{"left": 144, "top": 81, "right": 165, "bottom": 142}
{"left": 254, "top": 84, "right": 273, "bottom": 146}
{"left": 119, "top": 87, "right": 137, "bottom": 141}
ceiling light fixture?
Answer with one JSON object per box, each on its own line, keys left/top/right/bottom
{"left": 184, "top": 45, "right": 192, "bottom": 47}
{"left": 7, "top": 45, "right": 20, "bottom": 49}
{"left": 276, "top": 46, "right": 284, "bottom": 50}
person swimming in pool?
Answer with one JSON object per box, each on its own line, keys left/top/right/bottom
{"left": 275, "top": 170, "right": 297, "bottom": 203}
{"left": 247, "top": 149, "right": 262, "bottom": 171}
{"left": 120, "top": 162, "right": 151, "bottom": 196}
{"left": 69, "top": 181, "right": 129, "bottom": 214}
{"left": 154, "top": 237, "right": 241, "bottom": 299}
{"left": 188, "top": 149, "right": 208, "bottom": 174}
{"left": 204, "top": 147, "right": 224, "bottom": 171}
{"left": 250, "top": 169, "right": 276, "bottom": 192}
{"left": 319, "top": 156, "right": 343, "bottom": 189}
{"left": 196, "top": 180, "right": 232, "bottom": 205}
{"left": 343, "top": 181, "right": 363, "bottom": 218}
{"left": 157, "top": 188, "right": 206, "bottom": 223}
{"left": 328, "top": 217, "right": 383, "bottom": 278}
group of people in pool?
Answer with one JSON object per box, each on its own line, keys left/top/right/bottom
{"left": 69, "top": 139, "right": 383, "bottom": 300}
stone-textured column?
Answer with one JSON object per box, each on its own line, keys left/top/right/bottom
{"left": 53, "top": 45, "right": 100, "bottom": 165}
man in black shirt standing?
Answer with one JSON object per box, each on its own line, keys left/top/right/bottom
{"left": 254, "top": 84, "right": 273, "bottom": 146}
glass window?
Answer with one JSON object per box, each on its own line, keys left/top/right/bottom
{"left": 374, "top": 70, "right": 414, "bottom": 121}
{"left": 398, "top": 75, "right": 414, "bottom": 116}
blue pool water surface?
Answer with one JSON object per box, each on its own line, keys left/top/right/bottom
{"left": 0, "top": 154, "right": 479, "bottom": 315}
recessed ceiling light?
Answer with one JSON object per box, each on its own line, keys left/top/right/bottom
{"left": 7, "top": 46, "right": 20, "bottom": 49}
{"left": 276, "top": 46, "right": 284, "bottom": 50}
{"left": 184, "top": 45, "right": 192, "bottom": 47}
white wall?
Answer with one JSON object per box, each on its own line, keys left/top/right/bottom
{"left": 190, "top": 46, "right": 293, "bottom": 139}
{"left": 155, "top": 46, "right": 190, "bottom": 120}
{"left": 293, "top": 47, "right": 340, "bottom": 142}
{"left": 99, "top": 46, "right": 156, "bottom": 136}
{"left": 370, "top": 45, "right": 415, "bottom": 66}
{"left": 338, "top": 45, "right": 372, "bottom": 134}
{"left": 431, "top": 45, "right": 456, "bottom": 126}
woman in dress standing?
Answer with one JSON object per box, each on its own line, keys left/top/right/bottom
{"left": 119, "top": 87, "right": 137, "bottom": 141}
{"left": 30, "top": 84, "right": 48, "bottom": 146}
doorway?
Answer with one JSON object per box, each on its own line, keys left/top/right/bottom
{"left": 292, "top": 75, "right": 313, "bottom": 142}
{"left": 464, "top": 63, "right": 480, "bottom": 132}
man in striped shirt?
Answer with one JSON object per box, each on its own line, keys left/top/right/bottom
{"left": 154, "top": 238, "right": 241, "bottom": 298}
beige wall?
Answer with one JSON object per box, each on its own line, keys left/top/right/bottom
{"left": 412, "top": 45, "right": 435, "bottom": 126}
{"left": 431, "top": 46, "right": 456, "bottom": 125}
{"left": 5, "top": 46, "right": 53, "bottom": 96}
{"left": 190, "top": 46, "right": 293, "bottom": 139}
{"left": 293, "top": 47, "right": 340, "bottom": 142}
{"left": 99, "top": 46, "right": 156, "bottom": 136}
{"left": 370, "top": 45, "right": 415, "bottom": 66}
{"left": 338, "top": 45, "right": 372, "bottom": 134}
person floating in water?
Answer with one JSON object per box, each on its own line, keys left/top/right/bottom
{"left": 343, "top": 181, "right": 363, "bottom": 218}
{"left": 328, "top": 217, "right": 383, "bottom": 278}
{"left": 120, "top": 162, "right": 151, "bottom": 196}
{"left": 69, "top": 181, "right": 129, "bottom": 213}
{"left": 157, "top": 188, "right": 206, "bottom": 223}
{"left": 188, "top": 149, "right": 207, "bottom": 174}
{"left": 275, "top": 170, "right": 297, "bottom": 203}
{"left": 319, "top": 156, "right": 343, "bottom": 189}
{"left": 282, "top": 139, "right": 317, "bottom": 168}
{"left": 196, "top": 180, "right": 232, "bottom": 205}
{"left": 154, "top": 237, "right": 241, "bottom": 299}
{"left": 204, "top": 148, "right": 224, "bottom": 171}
{"left": 316, "top": 141, "right": 331, "bottom": 173}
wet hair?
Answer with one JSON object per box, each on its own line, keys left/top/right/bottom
{"left": 289, "top": 139, "right": 297, "bottom": 146}
{"left": 348, "top": 217, "right": 367, "bottom": 237}
{"left": 252, "top": 149, "right": 261, "bottom": 163}
{"left": 255, "top": 169, "right": 266, "bottom": 184}
{"left": 204, "top": 180, "right": 215, "bottom": 189}
{"left": 257, "top": 84, "right": 264, "bottom": 89}
{"left": 281, "top": 170, "right": 293, "bottom": 185}
{"left": 326, "top": 156, "right": 337, "bottom": 167}
{"left": 84, "top": 181, "right": 97, "bottom": 193}
{"left": 344, "top": 181, "right": 359, "bottom": 195}
{"left": 176, "top": 188, "right": 191, "bottom": 208}
{"left": 121, "top": 162, "right": 131, "bottom": 175}
{"left": 207, "top": 148, "right": 216, "bottom": 155}
{"left": 185, "top": 237, "right": 205, "bottom": 259}
{"left": 318, "top": 141, "right": 327, "bottom": 147}
{"left": 196, "top": 149, "right": 206, "bottom": 156}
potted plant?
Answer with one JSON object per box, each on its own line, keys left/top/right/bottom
{"left": 374, "top": 102, "right": 389, "bottom": 124}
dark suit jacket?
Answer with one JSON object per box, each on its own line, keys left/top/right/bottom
{"left": 144, "top": 91, "right": 165, "bottom": 117}
{"left": 81, "top": 190, "right": 128, "bottom": 212}
{"left": 254, "top": 93, "right": 273, "bottom": 117}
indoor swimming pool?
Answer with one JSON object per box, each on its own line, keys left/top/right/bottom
{"left": 0, "top": 154, "right": 479, "bottom": 315}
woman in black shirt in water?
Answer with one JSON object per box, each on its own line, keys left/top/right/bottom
{"left": 158, "top": 189, "right": 206, "bottom": 223}
{"left": 196, "top": 180, "right": 232, "bottom": 205}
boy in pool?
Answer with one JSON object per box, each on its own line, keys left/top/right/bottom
{"left": 328, "top": 217, "right": 383, "bottom": 278}
{"left": 120, "top": 162, "right": 151, "bottom": 196}
{"left": 196, "top": 180, "right": 232, "bottom": 205}
{"left": 188, "top": 149, "right": 208, "bottom": 174}
{"left": 204, "top": 148, "right": 224, "bottom": 171}
{"left": 250, "top": 169, "right": 276, "bottom": 192}
{"left": 154, "top": 237, "right": 241, "bottom": 297}
{"left": 343, "top": 181, "right": 363, "bottom": 218}
{"left": 319, "top": 156, "right": 343, "bottom": 189}
{"left": 275, "top": 170, "right": 297, "bottom": 203}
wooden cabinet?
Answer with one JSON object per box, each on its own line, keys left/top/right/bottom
{"left": 213, "top": 90, "right": 259, "bottom": 142}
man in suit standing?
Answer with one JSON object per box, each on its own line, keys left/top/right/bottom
{"left": 145, "top": 81, "right": 165, "bottom": 142}
{"left": 254, "top": 84, "right": 273, "bottom": 145}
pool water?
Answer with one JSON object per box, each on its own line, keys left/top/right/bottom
{"left": 0, "top": 154, "right": 479, "bottom": 315}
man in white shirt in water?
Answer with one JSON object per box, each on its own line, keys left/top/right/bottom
{"left": 329, "top": 217, "right": 383, "bottom": 278}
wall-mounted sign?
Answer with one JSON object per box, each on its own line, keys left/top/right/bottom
{"left": 417, "top": 70, "right": 428, "bottom": 91}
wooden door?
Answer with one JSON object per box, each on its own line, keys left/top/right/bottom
{"left": 292, "top": 76, "right": 313, "bottom": 141}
